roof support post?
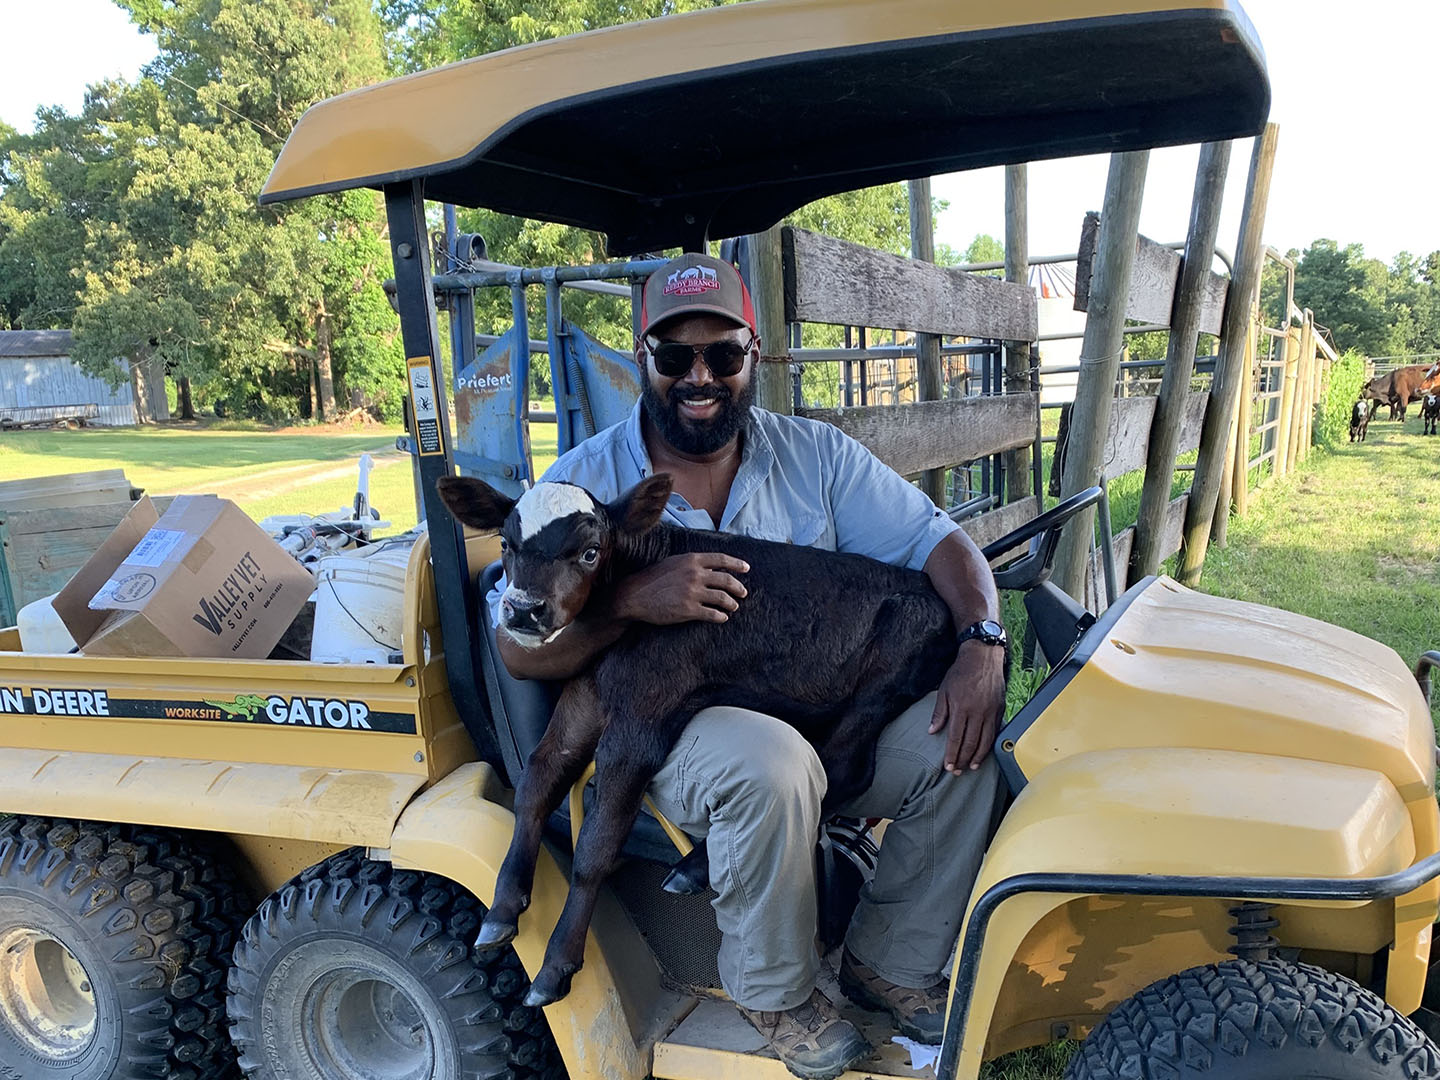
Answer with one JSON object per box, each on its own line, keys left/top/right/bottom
{"left": 1053, "top": 150, "right": 1150, "bottom": 601}
{"left": 909, "top": 177, "right": 946, "bottom": 506}
{"left": 1179, "top": 123, "right": 1279, "bottom": 586}
{"left": 384, "top": 179, "right": 503, "bottom": 775}
{"left": 747, "top": 225, "right": 792, "bottom": 415}
{"left": 1003, "top": 164, "right": 1033, "bottom": 502}
{"left": 1131, "top": 139, "right": 1231, "bottom": 579}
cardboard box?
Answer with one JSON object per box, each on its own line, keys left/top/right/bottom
{"left": 53, "top": 496, "right": 315, "bottom": 659}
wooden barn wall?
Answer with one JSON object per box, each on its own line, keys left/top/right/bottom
{"left": 0, "top": 355, "right": 136, "bottom": 426}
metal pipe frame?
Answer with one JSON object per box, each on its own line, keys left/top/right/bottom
{"left": 938, "top": 851, "right": 1440, "bottom": 1080}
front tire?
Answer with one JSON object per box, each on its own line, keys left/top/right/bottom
{"left": 1066, "top": 959, "right": 1440, "bottom": 1079}
{"left": 228, "top": 849, "right": 563, "bottom": 1080}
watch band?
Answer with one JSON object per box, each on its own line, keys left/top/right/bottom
{"left": 957, "top": 620, "right": 1008, "bottom": 648}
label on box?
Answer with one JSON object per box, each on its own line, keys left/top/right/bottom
{"left": 407, "top": 356, "right": 444, "bottom": 455}
{"left": 124, "top": 528, "right": 187, "bottom": 568}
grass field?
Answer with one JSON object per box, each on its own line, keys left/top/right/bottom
{"left": 4, "top": 414, "right": 1437, "bottom": 1079}
{"left": 0, "top": 420, "right": 560, "bottom": 534}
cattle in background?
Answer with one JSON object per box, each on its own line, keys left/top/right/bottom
{"left": 1350, "top": 397, "right": 1372, "bottom": 442}
{"left": 1423, "top": 393, "right": 1439, "bottom": 436}
{"left": 1365, "top": 363, "right": 1440, "bottom": 421}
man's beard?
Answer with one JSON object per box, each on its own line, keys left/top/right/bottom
{"left": 642, "top": 376, "right": 755, "bottom": 455}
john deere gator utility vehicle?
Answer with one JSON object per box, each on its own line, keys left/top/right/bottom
{"left": 4, "top": 2, "right": 1440, "bottom": 1079}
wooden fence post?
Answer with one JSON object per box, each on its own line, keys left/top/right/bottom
{"left": 1131, "top": 140, "right": 1231, "bottom": 579}
{"left": 1211, "top": 392, "right": 1240, "bottom": 544}
{"left": 908, "top": 178, "right": 946, "bottom": 506}
{"left": 748, "top": 225, "right": 792, "bottom": 415}
{"left": 1230, "top": 312, "right": 1257, "bottom": 517}
{"left": 1004, "top": 164, "right": 1032, "bottom": 501}
{"left": 1179, "top": 122, "right": 1279, "bottom": 586}
{"left": 1294, "top": 311, "right": 1315, "bottom": 466}
{"left": 1053, "top": 150, "right": 1150, "bottom": 600}
{"left": 1274, "top": 326, "right": 1298, "bottom": 478}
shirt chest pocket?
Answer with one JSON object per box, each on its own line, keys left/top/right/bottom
{"left": 741, "top": 510, "right": 832, "bottom": 550}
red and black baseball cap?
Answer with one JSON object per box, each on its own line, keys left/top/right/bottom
{"left": 639, "top": 253, "right": 757, "bottom": 340}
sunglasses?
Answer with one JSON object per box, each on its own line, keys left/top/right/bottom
{"left": 645, "top": 334, "right": 755, "bottom": 379}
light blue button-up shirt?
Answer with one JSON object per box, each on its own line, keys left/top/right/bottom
{"left": 486, "top": 401, "right": 959, "bottom": 622}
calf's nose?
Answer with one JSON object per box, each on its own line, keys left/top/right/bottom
{"left": 503, "top": 594, "right": 548, "bottom": 628}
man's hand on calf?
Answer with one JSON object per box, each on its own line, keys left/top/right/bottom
{"left": 929, "top": 640, "right": 1007, "bottom": 773}
{"left": 614, "top": 552, "right": 750, "bottom": 625}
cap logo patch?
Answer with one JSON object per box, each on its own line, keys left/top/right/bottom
{"left": 664, "top": 265, "right": 720, "bottom": 296}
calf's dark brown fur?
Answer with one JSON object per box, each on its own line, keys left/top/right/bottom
{"left": 438, "top": 473, "right": 992, "bottom": 1006}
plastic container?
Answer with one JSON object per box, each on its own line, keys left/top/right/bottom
{"left": 310, "top": 543, "right": 415, "bottom": 664}
{"left": 17, "top": 593, "right": 78, "bottom": 654}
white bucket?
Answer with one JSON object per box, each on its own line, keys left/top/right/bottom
{"left": 310, "top": 543, "right": 414, "bottom": 664}
{"left": 17, "top": 593, "right": 77, "bottom": 654}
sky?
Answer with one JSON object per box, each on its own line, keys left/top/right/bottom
{"left": 1, "top": 0, "right": 1437, "bottom": 266}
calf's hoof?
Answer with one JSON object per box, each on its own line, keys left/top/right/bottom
{"left": 524, "top": 963, "right": 579, "bottom": 1007}
{"left": 475, "top": 917, "right": 519, "bottom": 950}
{"left": 662, "top": 843, "right": 711, "bottom": 895}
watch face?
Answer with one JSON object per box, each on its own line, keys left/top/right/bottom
{"left": 981, "top": 620, "right": 1005, "bottom": 639}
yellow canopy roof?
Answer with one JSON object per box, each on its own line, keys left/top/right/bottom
{"left": 262, "top": 0, "right": 1268, "bottom": 253}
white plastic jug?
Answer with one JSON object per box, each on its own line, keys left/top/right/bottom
{"left": 310, "top": 542, "right": 414, "bottom": 664}
{"left": 17, "top": 593, "right": 77, "bottom": 654}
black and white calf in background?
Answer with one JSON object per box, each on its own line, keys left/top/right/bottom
{"left": 1423, "top": 392, "right": 1439, "bottom": 436}
{"left": 436, "top": 473, "right": 1002, "bottom": 1007}
{"left": 1351, "top": 397, "right": 1373, "bottom": 442}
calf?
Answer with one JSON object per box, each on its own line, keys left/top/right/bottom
{"left": 438, "top": 473, "right": 983, "bottom": 1007}
{"left": 1423, "top": 393, "right": 1439, "bottom": 436}
{"left": 1350, "top": 397, "right": 1372, "bottom": 442}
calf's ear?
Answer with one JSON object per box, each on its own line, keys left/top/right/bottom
{"left": 611, "top": 474, "right": 673, "bottom": 533}
{"left": 436, "top": 476, "right": 516, "bottom": 530}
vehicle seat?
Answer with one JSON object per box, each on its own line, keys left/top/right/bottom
{"left": 478, "top": 560, "right": 686, "bottom": 865}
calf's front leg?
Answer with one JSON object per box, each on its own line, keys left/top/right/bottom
{"left": 478, "top": 677, "right": 605, "bottom": 949}
{"left": 525, "top": 720, "right": 674, "bottom": 1005}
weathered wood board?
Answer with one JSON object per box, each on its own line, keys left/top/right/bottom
{"left": 0, "top": 497, "right": 171, "bottom": 626}
{"left": 1074, "top": 213, "right": 1228, "bottom": 336}
{"left": 1088, "top": 392, "right": 1209, "bottom": 479}
{"left": 0, "top": 469, "right": 138, "bottom": 511}
{"left": 961, "top": 497, "right": 1040, "bottom": 562}
{"left": 782, "top": 226, "right": 1038, "bottom": 340}
{"left": 799, "top": 393, "right": 1038, "bottom": 477}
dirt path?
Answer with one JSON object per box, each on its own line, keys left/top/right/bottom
{"left": 156, "top": 446, "right": 407, "bottom": 500}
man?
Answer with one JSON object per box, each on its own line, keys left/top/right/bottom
{"left": 488, "top": 252, "right": 1006, "bottom": 1080}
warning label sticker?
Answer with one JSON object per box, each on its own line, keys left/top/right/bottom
{"left": 407, "top": 356, "right": 443, "bottom": 455}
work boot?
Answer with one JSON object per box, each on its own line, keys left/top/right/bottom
{"left": 738, "top": 987, "right": 870, "bottom": 1080}
{"left": 838, "top": 950, "right": 949, "bottom": 1044}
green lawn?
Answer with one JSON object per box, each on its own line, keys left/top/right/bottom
{"left": 0, "top": 421, "right": 560, "bottom": 536}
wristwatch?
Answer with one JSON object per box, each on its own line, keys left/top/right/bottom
{"left": 957, "top": 619, "right": 1008, "bottom": 649}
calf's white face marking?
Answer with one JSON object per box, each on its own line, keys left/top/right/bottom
{"left": 515, "top": 482, "right": 597, "bottom": 541}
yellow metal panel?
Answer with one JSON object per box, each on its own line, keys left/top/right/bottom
{"left": 227, "top": 834, "right": 347, "bottom": 896}
{"left": 0, "top": 748, "right": 425, "bottom": 847}
{"left": 952, "top": 748, "right": 1417, "bottom": 1077}
{"left": 262, "top": 0, "right": 1230, "bottom": 201}
{"left": 388, "top": 763, "right": 650, "bottom": 1080}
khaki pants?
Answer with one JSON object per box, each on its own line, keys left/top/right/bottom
{"left": 646, "top": 693, "right": 1004, "bottom": 1011}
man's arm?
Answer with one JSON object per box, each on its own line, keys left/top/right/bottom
{"left": 921, "top": 531, "right": 1007, "bottom": 773}
{"left": 495, "top": 552, "right": 751, "bottom": 681}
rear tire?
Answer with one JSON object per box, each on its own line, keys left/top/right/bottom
{"left": 0, "top": 817, "right": 245, "bottom": 1080}
{"left": 228, "top": 849, "right": 564, "bottom": 1080}
{"left": 1065, "top": 958, "right": 1440, "bottom": 1079}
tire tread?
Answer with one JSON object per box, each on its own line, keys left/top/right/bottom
{"left": 1066, "top": 959, "right": 1440, "bottom": 1080}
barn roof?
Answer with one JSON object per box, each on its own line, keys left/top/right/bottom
{"left": 0, "top": 330, "right": 74, "bottom": 358}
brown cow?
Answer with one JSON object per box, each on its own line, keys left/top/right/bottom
{"left": 1364, "top": 363, "right": 1440, "bottom": 421}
